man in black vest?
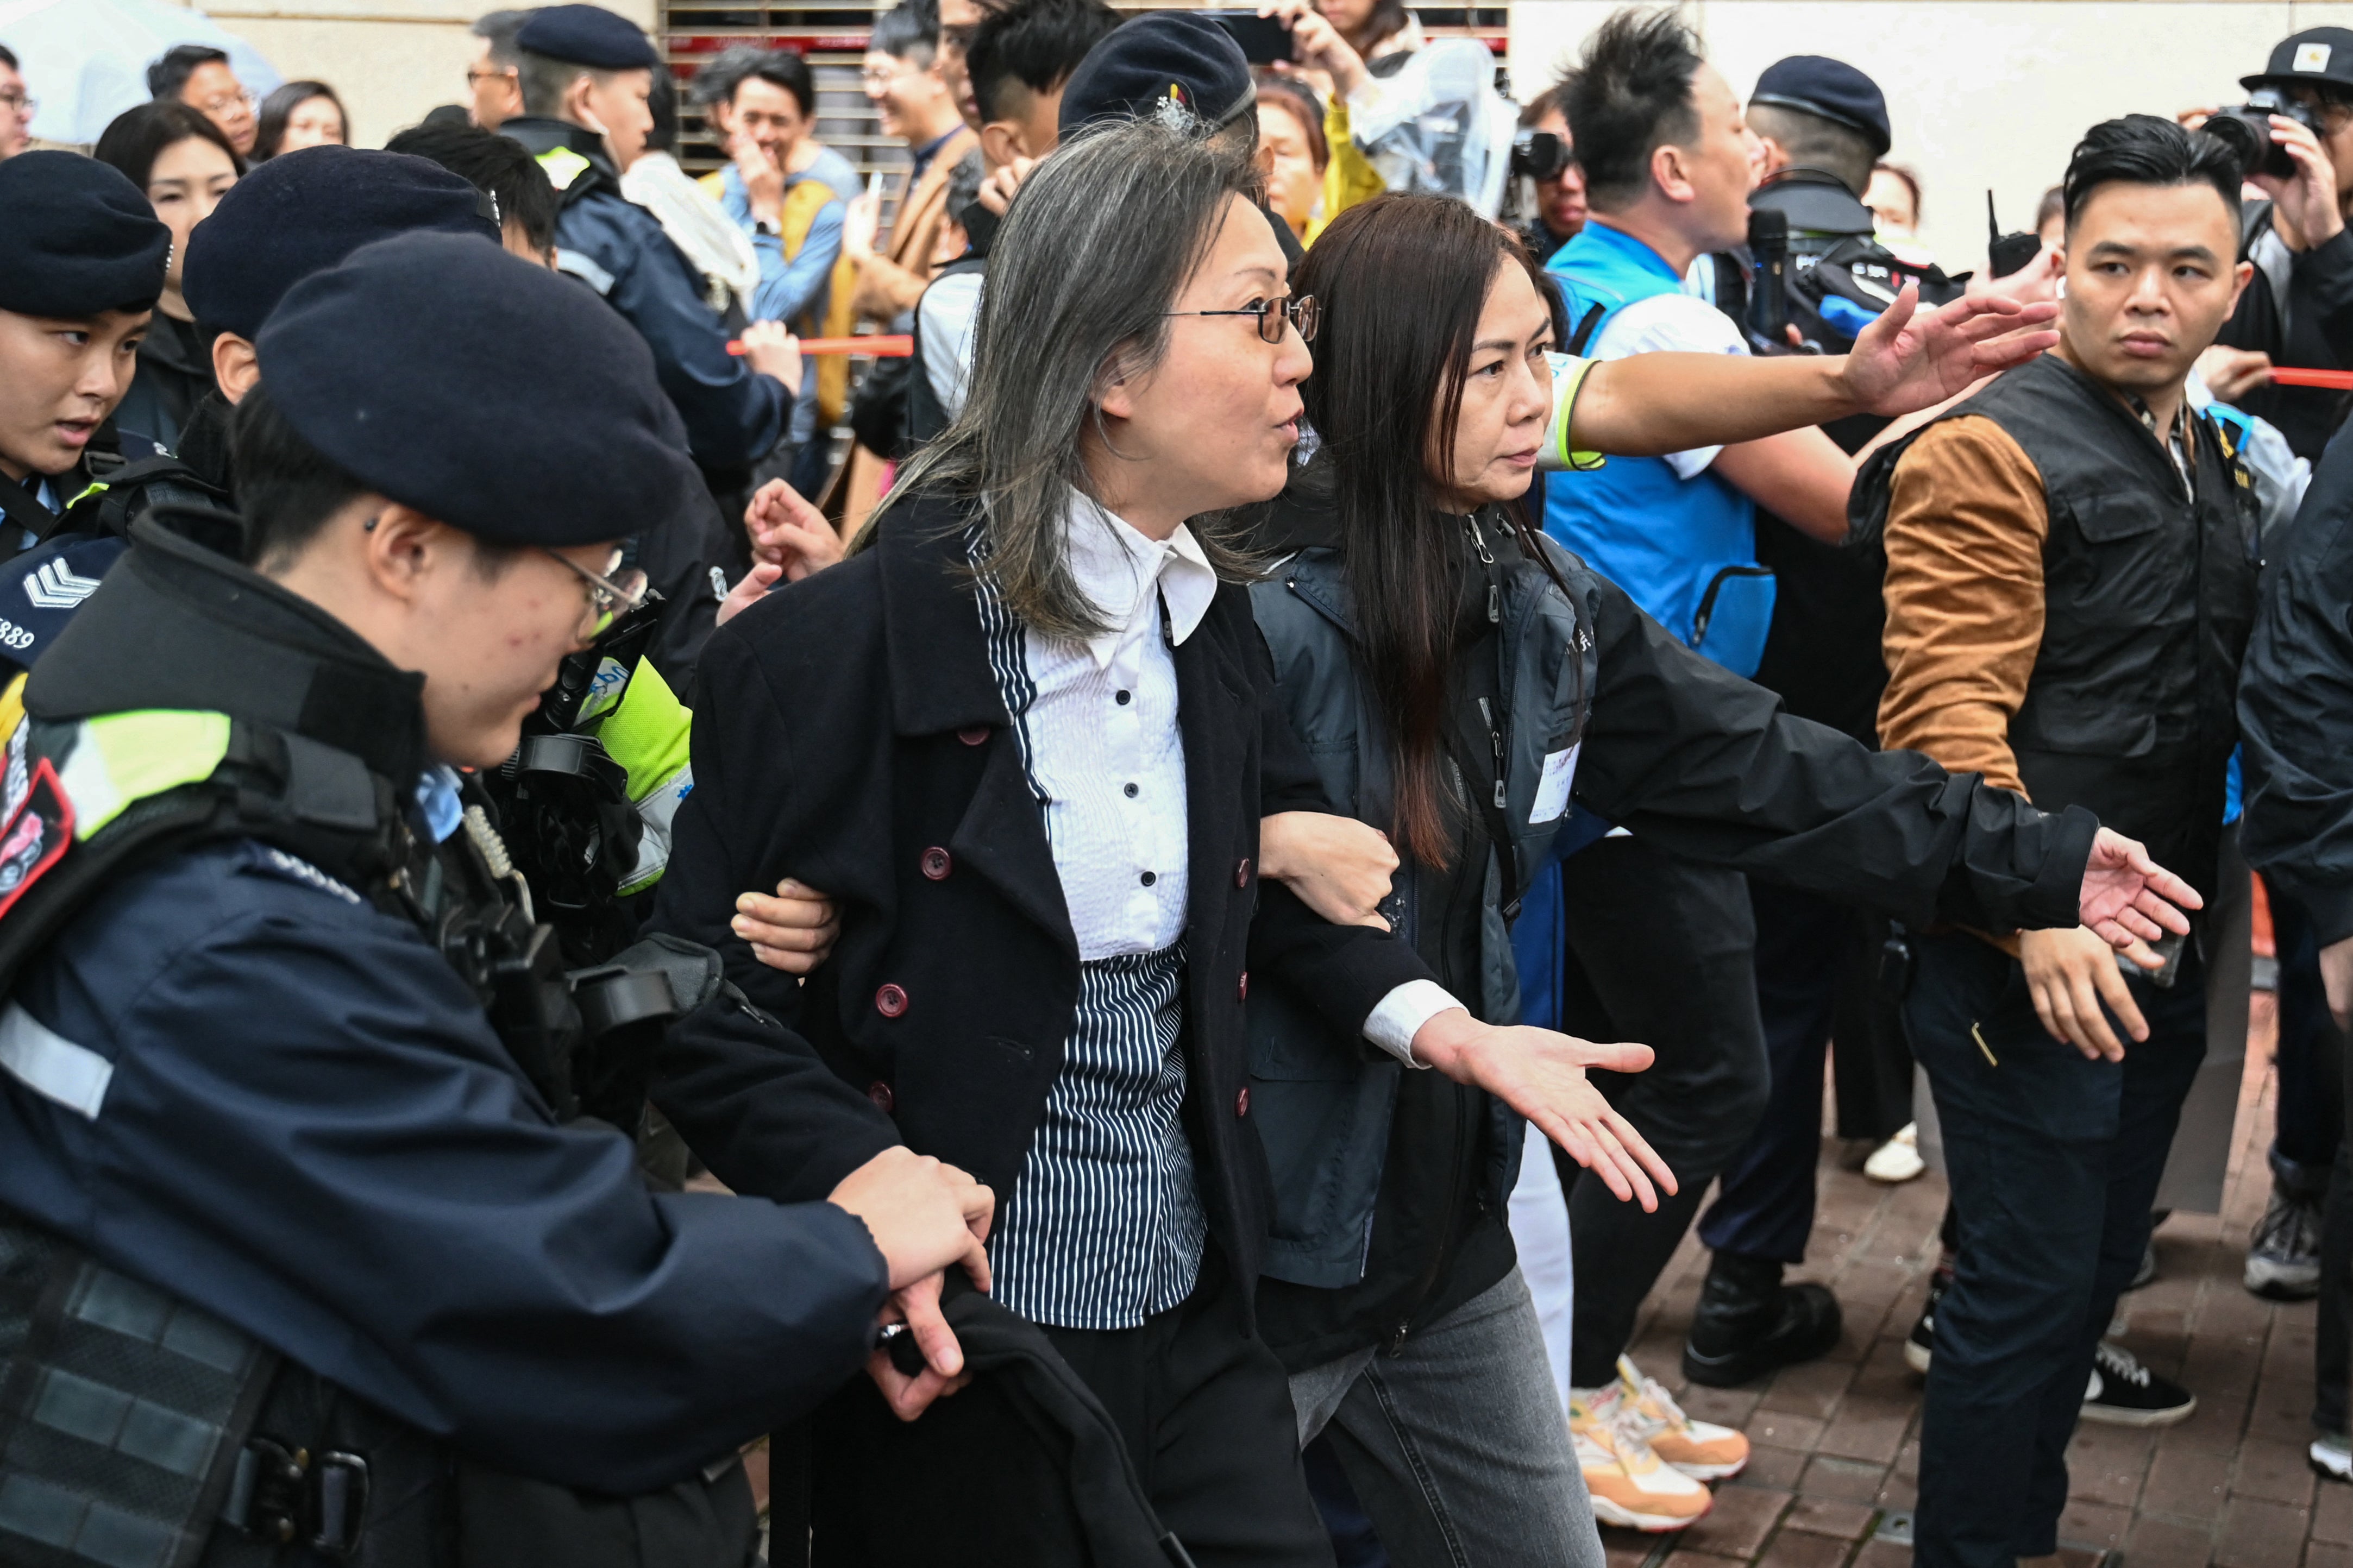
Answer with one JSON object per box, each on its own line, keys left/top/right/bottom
{"left": 1852, "top": 116, "right": 2259, "bottom": 1568}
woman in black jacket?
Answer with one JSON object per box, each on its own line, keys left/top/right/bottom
{"left": 1238, "top": 193, "right": 2206, "bottom": 1557}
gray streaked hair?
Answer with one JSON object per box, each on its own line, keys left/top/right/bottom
{"left": 881, "top": 110, "right": 1266, "bottom": 641}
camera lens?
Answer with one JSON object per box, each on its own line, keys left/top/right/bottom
{"left": 2199, "top": 109, "right": 2268, "bottom": 178}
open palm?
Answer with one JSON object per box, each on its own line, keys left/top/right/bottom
{"left": 2079, "top": 827, "right": 2202, "bottom": 949}
{"left": 1841, "top": 284, "right": 2060, "bottom": 415}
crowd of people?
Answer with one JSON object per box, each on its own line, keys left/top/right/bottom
{"left": 4, "top": 4, "right": 2353, "bottom": 1567}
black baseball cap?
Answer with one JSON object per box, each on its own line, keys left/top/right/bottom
{"left": 2243, "top": 28, "right": 2353, "bottom": 92}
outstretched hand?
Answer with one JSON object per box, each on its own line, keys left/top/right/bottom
{"left": 1409, "top": 1010, "right": 1677, "bottom": 1210}
{"left": 2078, "top": 826, "right": 2202, "bottom": 949}
{"left": 1837, "top": 282, "right": 2060, "bottom": 416}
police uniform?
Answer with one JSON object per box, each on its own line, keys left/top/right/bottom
{"left": 0, "top": 231, "right": 890, "bottom": 1567}
{"left": 498, "top": 5, "right": 787, "bottom": 477}
{"left": 0, "top": 154, "right": 179, "bottom": 666}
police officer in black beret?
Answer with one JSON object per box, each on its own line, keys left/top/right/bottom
{"left": 1745, "top": 56, "right": 1896, "bottom": 274}
{"left": 0, "top": 147, "right": 500, "bottom": 683}
{"left": 0, "top": 229, "right": 994, "bottom": 1568}
{"left": 497, "top": 4, "right": 801, "bottom": 490}
{"left": 0, "top": 152, "right": 171, "bottom": 570}
{"left": 1055, "top": 11, "right": 1308, "bottom": 270}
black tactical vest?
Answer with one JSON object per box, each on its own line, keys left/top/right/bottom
{"left": 1855, "top": 351, "right": 2261, "bottom": 901}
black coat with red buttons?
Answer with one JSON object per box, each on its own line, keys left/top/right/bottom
{"left": 645, "top": 489, "right": 1437, "bottom": 1311}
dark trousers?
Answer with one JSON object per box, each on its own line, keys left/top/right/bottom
{"left": 2284, "top": 882, "right": 2353, "bottom": 1432}
{"left": 1908, "top": 931, "right": 2208, "bottom": 1568}
{"left": 1551, "top": 837, "right": 1772, "bottom": 1386}
{"left": 2273, "top": 888, "right": 2346, "bottom": 1179}
{"left": 1699, "top": 883, "right": 1915, "bottom": 1264}
{"left": 810, "top": 1249, "right": 1332, "bottom": 1568}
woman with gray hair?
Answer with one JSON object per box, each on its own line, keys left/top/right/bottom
{"left": 648, "top": 110, "right": 1666, "bottom": 1563}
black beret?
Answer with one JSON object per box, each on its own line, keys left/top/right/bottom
{"left": 1752, "top": 56, "right": 1891, "bottom": 160}
{"left": 516, "top": 4, "right": 659, "bottom": 71}
{"left": 256, "top": 231, "right": 698, "bottom": 549}
{"left": 2243, "top": 27, "right": 2353, "bottom": 91}
{"left": 184, "top": 147, "right": 499, "bottom": 343}
{"left": 0, "top": 151, "right": 172, "bottom": 319}
{"left": 1059, "top": 14, "right": 1256, "bottom": 138}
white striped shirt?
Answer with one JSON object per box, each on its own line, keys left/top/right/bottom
{"left": 969, "top": 495, "right": 1460, "bottom": 1327}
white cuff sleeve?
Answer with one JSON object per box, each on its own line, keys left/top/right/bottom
{"left": 1361, "top": 979, "right": 1464, "bottom": 1068}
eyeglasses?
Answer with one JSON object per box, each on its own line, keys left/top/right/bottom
{"left": 466, "top": 66, "right": 517, "bottom": 86}
{"left": 0, "top": 91, "right": 33, "bottom": 118}
{"left": 194, "top": 90, "right": 255, "bottom": 116}
{"left": 1165, "top": 294, "right": 1319, "bottom": 345}
{"left": 543, "top": 547, "right": 650, "bottom": 625}
{"left": 860, "top": 61, "right": 921, "bottom": 90}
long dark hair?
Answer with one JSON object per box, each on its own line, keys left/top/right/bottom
{"left": 1293, "top": 193, "right": 1564, "bottom": 866}
{"left": 254, "top": 80, "right": 345, "bottom": 159}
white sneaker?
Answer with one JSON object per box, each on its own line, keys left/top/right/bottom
{"left": 1614, "top": 1356, "right": 1748, "bottom": 1479}
{"left": 1863, "top": 1123, "right": 1925, "bottom": 1183}
{"left": 1569, "top": 1383, "right": 1712, "bottom": 1531}
{"left": 2313, "top": 1432, "right": 2351, "bottom": 1482}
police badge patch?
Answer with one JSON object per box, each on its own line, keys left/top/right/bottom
{"left": 0, "top": 758, "right": 73, "bottom": 919}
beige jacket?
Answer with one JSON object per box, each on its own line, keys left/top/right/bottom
{"left": 851, "top": 126, "right": 978, "bottom": 324}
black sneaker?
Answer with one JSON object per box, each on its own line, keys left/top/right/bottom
{"left": 2246, "top": 1185, "right": 2323, "bottom": 1301}
{"left": 2080, "top": 1340, "right": 2195, "bottom": 1427}
{"left": 1904, "top": 1269, "right": 1949, "bottom": 1374}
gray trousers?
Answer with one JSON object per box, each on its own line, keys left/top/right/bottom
{"left": 1289, "top": 1268, "right": 1606, "bottom": 1568}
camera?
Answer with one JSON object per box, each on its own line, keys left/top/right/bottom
{"left": 1511, "top": 128, "right": 1570, "bottom": 182}
{"left": 2203, "top": 89, "right": 2322, "bottom": 180}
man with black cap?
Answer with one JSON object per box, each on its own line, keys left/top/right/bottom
{"left": 0, "top": 228, "right": 994, "bottom": 1567}
{"left": 0, "top": 152, "right": 172, "bottom": 587}
{"left": 2208, "top": 29, "right": 2353, "bottom": 1313}
{"left": 2213, "top": 27, "right": 2353, "bottom": 463}
{"left": 497, "top": 2, "right": 802, "bottom": 486}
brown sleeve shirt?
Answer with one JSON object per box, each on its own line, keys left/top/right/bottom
{"left": 1875, "top": 415, "right": 2048, "bottom": 799}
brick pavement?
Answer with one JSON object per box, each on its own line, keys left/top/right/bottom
{"left": 1599, "top": 992, "right": 2337, "bottom": 1568}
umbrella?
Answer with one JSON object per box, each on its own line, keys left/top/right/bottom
{"left": 0, "top": 0, "right": 280, "bottom": 146}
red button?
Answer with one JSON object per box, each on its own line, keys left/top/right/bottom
{"left": 1235, "top": 1087, "right": 1251, "bottom": 1117}
{"left": 867, "top": 1080, "right": 895, "bottom": 1113}
{"left": 875, "top": 984, "right": 909, "bottom": 1018}
{"left": 957, "top": 726, "right": 989, "bottom": 746}
{"left": 1235, "top": 858, "right": 1252, "bottom": 888}
{"left": 1237, "top": 971, "right": 1249, "bottom": 1002}
{"left": 920, "top": 847, "right": 952, "bottom": 880}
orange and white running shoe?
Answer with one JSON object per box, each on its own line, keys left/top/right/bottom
{"left": 1615, "top": 1355, "right": 1750, "bottom": 1480}
{"left": 1570, "top": 1383, "right": 1713, "bottom": 1531}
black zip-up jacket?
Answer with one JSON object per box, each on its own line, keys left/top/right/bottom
{"left": 2217, "top": 201, "right": 2353, "bottom": 460}
{"left": 2243, "top": 417, "right": 2353, "bottom": 941}
{"left": 1243, "top": 483, "right": 2103, "bottom": 1371}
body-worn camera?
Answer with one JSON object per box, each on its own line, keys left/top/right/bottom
{"left": 1511, "top": 127, "right": 1570, "bottom": 181}
{"left": 2203, "top": 90, "right": 2322, "bottom": 180}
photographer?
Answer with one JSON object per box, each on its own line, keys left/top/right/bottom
{"left": 2208, "top": 27, "right": 2353, "bottom": 462}
{"left": 1516, "top": 77, "right": 1587, "bottom": 263}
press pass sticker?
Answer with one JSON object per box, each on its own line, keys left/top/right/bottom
{"left": 2297, "top": 42, "right": 2333, "bottom": 71}
{"left": 1532, "top": 744, "right": 1580, "bottom": 826}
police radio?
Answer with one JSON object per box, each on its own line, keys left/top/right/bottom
{"left": 1746, "top": 207, "right": 1792, "bottom": 353}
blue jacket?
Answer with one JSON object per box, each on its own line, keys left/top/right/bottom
{"left": 505, "top": 118, "right": 787, "bottom": 472}
{"left": 1544, "top": 221, "right": 1765, "bottom": 669}
{"left": 0, "top": 830, "right": 888, "bottom": 1495}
